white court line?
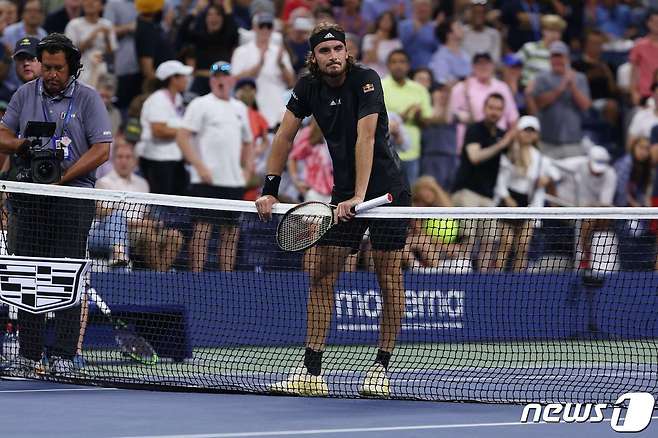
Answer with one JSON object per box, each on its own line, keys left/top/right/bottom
{"left": 116, "top": 417, "right": 658, "bottom": 438}
{"left": 0, "top": 387, "right": 119, "bottom": 393}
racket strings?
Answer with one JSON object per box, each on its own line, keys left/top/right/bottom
{"left": 278, "top": 203, "right": 334, "bottom": 251}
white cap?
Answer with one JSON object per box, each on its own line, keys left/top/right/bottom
{"left": 517, "top": 115, "right": 540, "bottom": 132}
{"left": 155, "top": 60, "right": 193, "bottom": 81}
{"left": 293, "top": 17, "right": 314, "bottom": 32}
{"left": 588, "top": 145, "right": 611, "bottom": 174}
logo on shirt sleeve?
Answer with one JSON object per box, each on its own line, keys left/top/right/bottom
{"left": 291, "top": 91, "right": 299, "bottom": 100}
{"left": 362, "top": 83, "right": 375, "bottom": 93}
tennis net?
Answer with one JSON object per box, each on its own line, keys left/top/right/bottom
{"left": 0, "top": 180, "right": 656, "bottom": 404}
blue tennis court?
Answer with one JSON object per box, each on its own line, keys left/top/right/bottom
{"left": 1, "top": 377, "right": 656, "bottom": 438}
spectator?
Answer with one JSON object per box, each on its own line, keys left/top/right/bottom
{"left": 361, "top": 0, "right": 405, "bottom": 25}
{"left": 234, "top": 77, "right": 271, "bottom": 201}
{"left": 0, "top": 0, "right": 18, "bottom": 32}
{"left": 91, "top": 140, "right": 184, "bottom": 271}
{"left": 45, "top": 0, "right": 82, "bottom": 34}
{"left": 285, "top": 17, "right": 314, "bottom": 74}
{"left": 429, "top": 18, "right": 471, "bottom": 85}
{"left": 501, "top": 0, "right": 560, "bottom": 52}
{"left": 288, "top": 117, "right": 332, "bottom": 203}
{"left": 333, "top": 0, "right": 368, "bottom": 39}
{"left": 381, "top": 49, "right": 433, "bottom": 186}
{"left": 97, "top": 73, "right": 122, "bottom": 140}
{"left": 501, "top": 54, "right": 527, "bottom": 114}
{"left": 494, "top": 115, "right": 559, "bottom": 271}
{"left": 345, "top": 32, "right": 361, "bottom": 60}
{"left": 1, "top": 0, "right": 46, "bottom": 94}
{"left": 629, "top": 9, "right": 658, "bottom": 105}
{"left": 572, "top": 29, "right": 620, "bottom": 131}
{"left": 135, "top": 0, "right": 176, "bottom": 88}
{"left": 104, "top": 0, "right": 140, "bottom": 111}
{"left": 517, "top": 14, "right": 566, "bottom": 87}
{"left": 413, "top": 68, "right": 457, "bottom": 190}
{"left": 231, "top": 12, "right": 295, "bottom": 129}
{"left": 614, "top": 136, "right": 652, "bottom": 207}
{"left": 404, "top": 175, "right": 465, "bottom": 271}
{"left": 65, "top": 0, "right": 118, "bottom": 88}
{"left": 178, "top": 2, "right": 240, "bottom": 96}
{"left": 584, "top": 0, "right": 634, "bottom": 41}
{"left": 137, "top": 60, "right": 191, "bottom": 195}
{"left": 529, "top": 41, "right": 591, "bottom": 159}
{"left": 462, "top": 0, "right": 501, "bottom": 64}
{"left": 554, "top": 145, "right": 617, "bottom": 269}
{"left": 628, "top": 81, "right": 658, "bottom": 145}
{"left": 398, "top": 0, "right": 438, "bottom": 70}
{"left": 452, "top": 93, "right": 516, "bottom": 271}
{"left": 177, "top": 61, "right": 253, "bottom": 272}
{"left": 11, "top": 36, "right": 40, "bottom": 85}
{"left": 449, "top": 52, "right": 518, "bottom": 153}
{"left": 361, "top": 11, "right": 401, "bottom": 78}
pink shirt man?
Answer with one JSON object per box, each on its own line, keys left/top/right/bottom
{"left": 629, "top": 37, "right": 658, "bottom": 101}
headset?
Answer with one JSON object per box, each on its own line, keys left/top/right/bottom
{"left": 36, "top": 33, "right": 82, "bottom": 79}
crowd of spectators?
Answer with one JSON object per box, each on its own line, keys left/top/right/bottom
{"left": 2, "top": 0, "right": 658, "bottom": 273}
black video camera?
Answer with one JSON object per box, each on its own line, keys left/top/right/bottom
{"left": 12, "top": 121, "right": 63, "bottom": 184}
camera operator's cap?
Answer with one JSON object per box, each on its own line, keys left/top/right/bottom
{"left": 155, "top": 60, "right": 193, "bottom": 81}
{"left": 588, "top": 145, "right": 611, "bottom": 173}
{"left": 13, "top": 36, "right": 39, "bottom": 59}
{"left": 549, "top": 40, "right": 570, "bottom": 56}
{"left": 517, "top": 115, "right": 540, "bottom": 132}
{"left": 210, "top": 61, "right": 231, "bottom": 76}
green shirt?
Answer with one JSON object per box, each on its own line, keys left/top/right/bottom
{"left": 381, "top": 76, "right": 432, "bottom": 161}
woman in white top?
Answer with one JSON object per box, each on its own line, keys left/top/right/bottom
{"left": 137, "top": 60, "right": 192, "bottom": 195}
{"left": 494, "top": 116, "right": 559, "bottom": 271}
{"left": 361, "top": 11, "right": 402, "bottom": 78}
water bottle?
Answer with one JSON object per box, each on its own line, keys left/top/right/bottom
{"left": 3, "top": 322, "right": 19, "bottom": 360}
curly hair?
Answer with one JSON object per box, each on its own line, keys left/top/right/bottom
{"left": 304, "top": 22, "right": 356, "bottom": 80}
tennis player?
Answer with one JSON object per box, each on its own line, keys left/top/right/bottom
{"left": 255, "top": 22, "right": 410, "bottom": 397}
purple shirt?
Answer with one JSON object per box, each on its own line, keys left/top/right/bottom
{"left": 1, "top": 78, "right": 114, "bottom": 188}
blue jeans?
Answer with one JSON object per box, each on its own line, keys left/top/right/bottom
{"left": 87, "top": 210, "right": 129, "bottom": 259}
{"left": 400, "top": 158, "right": 420, "bottom": 188}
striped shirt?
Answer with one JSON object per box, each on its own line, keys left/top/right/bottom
{"left": 517, "top": 40, "right": 551, "bottom": 86}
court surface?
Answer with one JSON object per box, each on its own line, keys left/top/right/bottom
{"left": 1, "top": 378, "right": 656, "bottom": 438}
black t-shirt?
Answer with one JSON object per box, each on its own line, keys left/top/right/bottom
{"left": 44, "top": 8, "right": 77, "bottom": 34}
{"left": 135, "top": 18, "right": 175, "bottom": 70}
{"left": 453, "top": 121, "right": 505, "bottom": 199}
{"left": 572, "top": 58, "right": 615, "bottom": 101}
{"left": 286, "top": 64, "right": 408, "bottom": 201}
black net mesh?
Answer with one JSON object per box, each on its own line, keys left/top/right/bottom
{"left": 0, "top": 183, "right": 657, "bottom": 404}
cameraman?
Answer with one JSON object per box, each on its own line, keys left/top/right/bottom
{"left": 0, "top": 33, "right": 111, "bottom": 375}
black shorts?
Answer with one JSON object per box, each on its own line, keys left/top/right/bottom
{"left": 188, "top": 184, "right": 245, "bottom": 227}
{"left": 318, "top": 191, "right": 411, "bottom": 252}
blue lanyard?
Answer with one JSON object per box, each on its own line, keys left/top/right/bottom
{"left": 40, "top": 79, "right": 76, "bottom": 150}
{"left": 521, "top": 1, "right": 541, "bottom": 42}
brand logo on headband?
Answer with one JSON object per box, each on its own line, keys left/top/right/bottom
{"left": 324, "top": 32, "right": 334, "bottom": 39}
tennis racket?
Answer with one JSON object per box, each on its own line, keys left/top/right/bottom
{"left": 87, "top": 287, "right": 159, "bottom": 366}
{"left": 276, "top": 193, "right": 393, "bottom": 252}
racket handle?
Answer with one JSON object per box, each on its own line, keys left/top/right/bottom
{"left": 354, "top": 193, "right": 393, "bottom": 214}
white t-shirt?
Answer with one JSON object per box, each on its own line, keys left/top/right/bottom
{"left": 137, "top": 89, "right": 185, "bottom": 161}
{"left": 230, "top": 40, "right": 293, "bottom": 128}
{"left": 65, "top": 17, "right": 118, "bottom": 85}
{"left": 554, "top": 156, "right": 617, "bottom": 207}
{"left": 628, "top": 107, "right": 658, "bottom": 139}
{"left": 495, "top": 147, "right": 559, "bottom": 207}
{"left": 182, "top": 95, "right": 253, "bottom": 187}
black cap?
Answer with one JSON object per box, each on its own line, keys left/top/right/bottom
{"left": 235, "top": 77, "right": 256, "bottom": 90}
{"left": 472, "top": 52, "right": 493, "bottom": 63}
{"left": 13, "top": 36, "right": 39, "bottom": 59}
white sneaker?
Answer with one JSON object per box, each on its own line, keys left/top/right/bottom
{"left": 270, "top": 367, "right": 329, "bottom": 396}
{"left": 359, "top": 363, "right": 390, "bottom": 398}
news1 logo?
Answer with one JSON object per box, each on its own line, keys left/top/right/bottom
{"left": 520, "top": 392, "right": 655, "bottom": 432}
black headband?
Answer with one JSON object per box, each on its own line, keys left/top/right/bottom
{"left": 309, "top": 28, "right": 346, "bottom": 52}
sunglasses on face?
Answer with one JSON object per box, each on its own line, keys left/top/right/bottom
{"left": 522, "top": 127, "right": 537, "bottom": 133}
{"left": 258, "top": 23, "right": 273, "bottom": 30}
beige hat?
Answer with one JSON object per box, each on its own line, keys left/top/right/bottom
{"left": 541, "top": 14, "right": 567, "bottom": 32}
